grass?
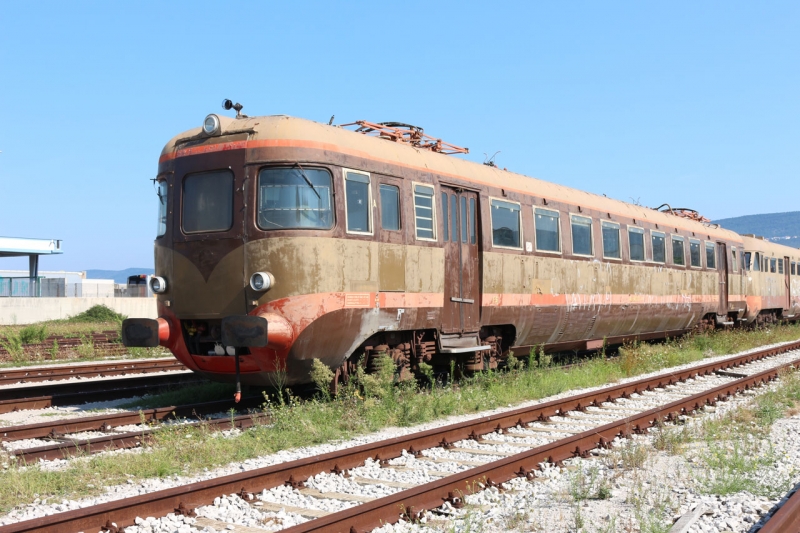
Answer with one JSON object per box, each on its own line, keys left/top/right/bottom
{"left": 568, "top": 465, "right": 612, "bottom": 501}
{"left": 0, "top": 324, "right": 799, "bottom": 513}
{"left": 649, "top": 365, "right": 800, "bottom": 500}
{"left": 0, "top": 305, "right": 170, "bottom": 365}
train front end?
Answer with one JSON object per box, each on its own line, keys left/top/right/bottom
{"left": 121, "top": 111, "right": 338, "bottom": 391}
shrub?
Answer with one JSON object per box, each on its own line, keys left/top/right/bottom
{"left": 309, "top": 359, "right": 335, "bottom": 400}
{"left": 0, "top": 332, "right": 23, "bottom": 359}
{"left": 19, "top": 324, "right": 47, "bottom": 344}
{"left": 69, "top": 305, "right": 126, "bottom": 323}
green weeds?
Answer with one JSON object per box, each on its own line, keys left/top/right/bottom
{"left": 568, "top": 465, "right": 612, "bottom": 501}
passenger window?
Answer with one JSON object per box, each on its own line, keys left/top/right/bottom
{"left": 689, "top": 239, "right": 702, "bottom": 267}
{"left": 652, "top": 231, "right": 666, "bottom": 263}
{"left": 601, "top": 221, "right": 621, "bottom": 259}
{"left": 732, "top": 249, "right": 738, "bottom": 272}
{"left": 441, "top": 192, "right": 449, "bottom": 241}
{"left": 344, "top": 170, "right": 372, "bottom": 234}
{"left": 571, "top": 215, "right": 593, "bottom": 256}
{"left": 183, "top": 170, "right": 234, "bottom": 234}
{"left": 706, "top": 242, "right": 716, "bottom": 269}
{"left": 745, "top": 252, "right": 752, "bottom": 271}
{"left": 628, "top": 227, "right": 645, "bottom": 261}
{"left": 771, "top": 258, "right": 777, "bottom": 273}
{"left": 754, "top": 252, "right": 761, "bottom": 272}
{"left": 491, "top": 199, "right": 521, "bottom": 248}
{"left": 534, "top": 208, "right": 561, "bottom": 252}
{"left": 793, "top": 262, "right": 796, "bottom": 276}
{"left": 379, "top": 184, "right": 400, "bottom": 231}
{"left": 779, "top": 259, "right": 784, "bottom": 275}
{"left": 671, "top": 236, "right": 685, "bottom": 266}
{"left": 413, "top": 184, "right": 436, "bottom": 240}
{"left": 469, "top": 198, "right": 476, "bottom": 244}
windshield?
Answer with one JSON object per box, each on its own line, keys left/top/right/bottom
{"left": 156, "top": 181, "right": 168, "bottom": 237}
{"left": 257, "top": 167, "right": 333, "bottom": 230}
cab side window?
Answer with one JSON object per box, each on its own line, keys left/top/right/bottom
{"left": 344, "top": 170, "right": 372, "bottom": 234}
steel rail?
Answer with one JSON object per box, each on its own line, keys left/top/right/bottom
{"left": 11, "top": 413, "right": 267, "bottom": 463}
{"left": 1, "top": 396, "right": 265, "bottom": 441}
{"left": 758, "top": 487, "right": 800, "bottom": 533}
{"left": 1, "top": 340, "right": 797, "bottom": 533}
{"left": 0, "top": 373, "right": 203, "bottom": 414}
{"left": 0, "top": 359, "right": 185, "bottom": 386}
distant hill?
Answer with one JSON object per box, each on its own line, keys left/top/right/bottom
{"left": 713, "top": 211, "right": 800, "bottom": 249}
{"left": 85, "top": 268, "right": 154, "bottom": 284}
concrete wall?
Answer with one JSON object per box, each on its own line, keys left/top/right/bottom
{"left": 0, "top": 298, "right": 157, "bottom": 325}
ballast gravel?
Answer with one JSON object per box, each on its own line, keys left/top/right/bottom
{"left": 2, "top": 340, "right": 800, "bottom": 532}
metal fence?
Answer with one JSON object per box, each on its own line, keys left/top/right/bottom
{"left": 0, "top": 278, "right": 151, "bottom": 298}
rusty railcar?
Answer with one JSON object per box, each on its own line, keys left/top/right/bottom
{"left": 122, "top": 111, "right": 786, "bottom": 388}
{"left": 741, "top": 235, "right": 800, "bottom": 324}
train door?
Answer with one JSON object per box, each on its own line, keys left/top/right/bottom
{"left": 171, "top": 146, "right": 248, "bottom": 319}
{"left": 441, "top": 187, "right": 480, "bottom": 334}
{"left": 785, "top": 257, "right": 791, "bottom": 311}
{"left": 717, "top": 242, "right": 729, "bottom": 316}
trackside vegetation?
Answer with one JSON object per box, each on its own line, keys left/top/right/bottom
{"left": 0, "top": 324, "right": 799, "bottom": 513}
{"left": 0, "top": 305, "right": 167, "bottom": 364}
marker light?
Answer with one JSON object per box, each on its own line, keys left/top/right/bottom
{"left": 149, "top": 276, "right": 167, "bottom": 294}
{"left": 203, "top": 114, "right": 221, "bottom": 136}
{"left": 250, "top": 272, "right": 273, "bottom": 291}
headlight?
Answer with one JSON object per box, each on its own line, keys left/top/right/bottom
{"left": 203, "top": 114, "right": 221, "bottom": 136}
{"left": 250, "top": 272, "right": 273, "bottom": 291}
{"left": 149, "top": 276, "right": 167, "bottom": 294}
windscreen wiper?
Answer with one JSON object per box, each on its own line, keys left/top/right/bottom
{"left": 295, "top": 162, "right": 321, "bottom": 199}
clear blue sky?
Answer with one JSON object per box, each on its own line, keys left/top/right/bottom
{"left": 1, "top": 2, "right": 798, "bottom": 271}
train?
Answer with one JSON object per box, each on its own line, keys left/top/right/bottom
{"left": 121, "top": 104, "right": 800, "bottom": 394}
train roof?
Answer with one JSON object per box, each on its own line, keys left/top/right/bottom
{"left": 740, "top": 234, "right": 800, "bottom": 257}
{"left": 162, "top": 114, "right": 742, "bottom": 242}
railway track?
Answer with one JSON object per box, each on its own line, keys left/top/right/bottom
{"left": 0, "top": 331, "right": 124, "bottom": 360}
{"left": 2, "top": 396, "right": 267, "bottom": 462}
{"left": 2, "top": 359, "right": 610, "bottom": 464}
{"left": 0, "top": 372, "right": 203, "bottom": 414}
{"left": 0, "top": 359, "right": 185, "bottom": 386}
{"left": 2, "top": 340, "right": 799, "bottom": 532}
{"left": 759, "top": 484, "right": 800, "bottom": 532}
